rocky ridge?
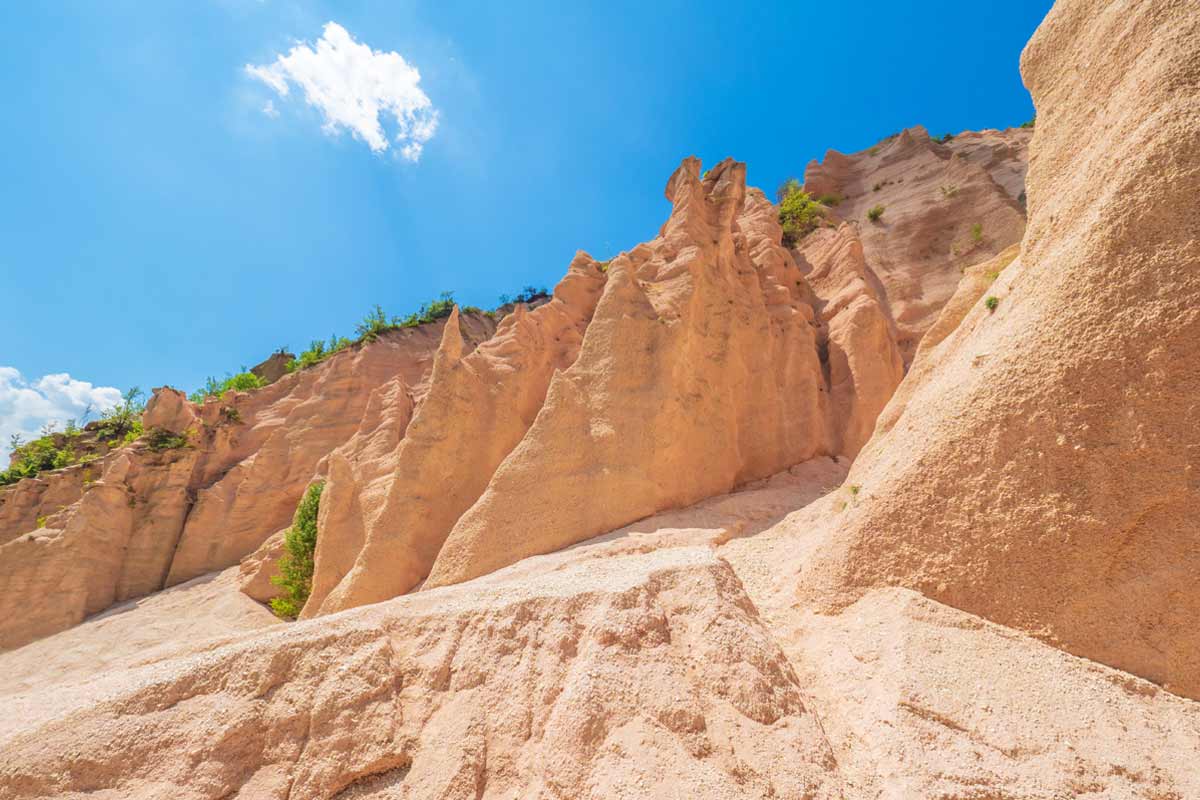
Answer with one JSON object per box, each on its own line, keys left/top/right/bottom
{"left": 2, "top": 0, "right": 1197, "bottom": 795}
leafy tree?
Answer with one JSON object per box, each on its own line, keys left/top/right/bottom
{"left": 778, "top": 188, "right": 826, "bottom": 247}
{"left": 270, "top": 481, "right": 326, "bottom": 618}
{"left": 775, "top": 177, "right": 802, "bottom": 204}
{"left": 97, "top": 387, "right": 145, "bottom": 441}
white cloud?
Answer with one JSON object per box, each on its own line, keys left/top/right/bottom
{"left": 262, "top": 99, "right": 280, "bottom": 118}
{"left": 246, "top": 22, "right": 439, "bottom": 160}
{"left": 0, "top": 368, "right": 122, "bottom": 458}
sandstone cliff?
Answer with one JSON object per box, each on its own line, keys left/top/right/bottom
{"left": 797, "top": 0, "right": 1200, "bottom": 701}
{"left": 3, "top": 2, "right": 1197, "bottom": 796}
{"left": 0, "top": 315, "right": 496, "bottom": 650}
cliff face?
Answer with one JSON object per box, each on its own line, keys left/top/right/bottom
{"left": 0, "top": 130, "right": 1034, "bottom": 641}
{"left": 308, "top": 155, "right": 916, "bottom": 612}
{"left": 0, "top": 316, "right": 497, "bottom": 650}
{"left": 7, "top": 2, "right": 1198, "bottom": 796}
{"left": 306, "top": 259, "right": 607, "bottom": 616}
{"left": 798, "top": 0, "right": 1200, "bottom": 699}
{"left": 803, "top": 125, "right": 1030, "bottom": 364}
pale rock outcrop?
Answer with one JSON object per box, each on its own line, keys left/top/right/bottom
{"left": 142, "top": 385, "right": 199, "bottom": 432}
{"left": 0, "top": 316, "right": 497, "bottom": 650}
{"left": 800, "top": 0, "right": 1200, "bottom": 699}
{"left": 0, "top": 443, "right": 200, "bottom": 649}
{"left": 236, "top": 527, "right": 287, "bottom": 604}
{"left": 803, "top": 124, "right": 1029, "bottom": 363}
{"left": 0, "top": 461, "right": 98, "bottom": 547}
{"left": 166, "top": 318, "right": 495, "bottom": 587}
{"left": 796, "top": 224, "right": 905, "bottom": 456}
{"left": 424, "top": 158, "right": 833, "bottom": 589}
{"left": 0, "top": 548, "right": 845, "bottom": 800}
{"left": 308, "top": 262, "right": 606, "bottom": 615}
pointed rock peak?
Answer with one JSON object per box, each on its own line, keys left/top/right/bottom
{"left": 435, "top": 305, "right": 465, "bottom": 364}
{"left": 705, "top": 157, "right": 748, "bottom": 214}
{"left": 567, "top": 250, "right": 602, "bottom": 276}
{"left": 897, "top": 125, "right": 929, "bottom": 148}
{"left": 143, "top": 387, "right": 198, "bottom": 434}
{"left": 664, "top": 156, "right": 703, "bottom": 204}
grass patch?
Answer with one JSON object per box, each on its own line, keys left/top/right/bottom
{"left": 498, "top": 286, "right": 550, "bottom": 307}
{"left": 940, "top": 185, "right": 959, "bottom": 199}
{"left": 815, "top": 192, "right": 844, "bottom": 207}
{"left": 985, "top": 296, "right": 1000, "bottom": 313}
{"left": 270, "top": 481, "right": 325, "bottom": 619}
{"left": 867, "top": 205, "right": 885, "bottom": 223}
{"left": 971, "top": 223, "right": 984, "bottom": 244}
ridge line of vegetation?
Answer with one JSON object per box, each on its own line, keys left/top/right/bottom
{"left": 192, "top": 287, "right": 555, "bottom": 399}
{"left": 1, "top": 388, "right": 146, "bottom": 487}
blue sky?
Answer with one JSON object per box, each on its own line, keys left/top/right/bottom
{"left": 0, "top": 0, "right": 1051, "bottom": 449}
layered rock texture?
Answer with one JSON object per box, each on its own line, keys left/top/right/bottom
{"left": 3, "top": 0, "right": 1199, "bottom": 796}
{"left": 798, "top": 0, "right": 1200, "bottom": 702}
{"left": 0, "top": 315, "right": 496, "bottom": 650}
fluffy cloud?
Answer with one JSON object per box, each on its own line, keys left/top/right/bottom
{"left": 246, "top": 22, "right": 439, "bottom": 160}
{"left": 0, "top": 368, "right": 122, "bottom": 457}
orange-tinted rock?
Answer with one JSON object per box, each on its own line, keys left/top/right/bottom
{"left": 0, "top": 316, "right": 498, "bottom": 650}
{"left": 424, "top": 158, "right": 833, "bottom": 589}
{"left": 800, "top": 0, "right": 1200, "bottom": 699}
{"left": 307, "top": 265, "right": 605, "bottom": 615}
{"left": 0, "top": 549, "right": 845, "bottom": 800}
{"left": 803, "top": 124, "right": 1029, "bottom": 363}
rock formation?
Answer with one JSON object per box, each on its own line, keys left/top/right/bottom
{"left": 0, "top": 315, "right": 497, "bottom": 650}
{"left": 798, "top": 0, "right": 1200, "bottom": 700}
{"left": 307, "top": 260, "right": 606, "bottom": 615}
{"left": 3, "top": 1, "right": 1198, "bottom": 796}
{"left": 803, "top": 124, "right": 1030, "bottom": 364}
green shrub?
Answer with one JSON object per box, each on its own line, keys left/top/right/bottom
{"left": 867, "top": 205, "right": 885, "bottom": 222}
{"left": 775, "top": 177, "right": 802, "bottom": 204}
{"left": 873, "top": 182, "right": 883, "bottom": 192}
{"left": 1020, "top": 116, "right": 1036, "bottom": 129}
{"left": 935, "top": 132, "right": 955, "bottom": 144}
{"left": 1, "top": 413, "right": 109, "bottom": 486}
{"left": 288, "top": 335, "right": 354, "bottom": 373}
{"left": 189, "top": 372, "right": 266, "bottom": 403}
{"left": 778, "top": 188, "right": 826, "bottom": 247}
{"left": 985, "top": 296, "right": 1000, "bottom": 312}
{"left": 146, "top": 427, "right": 190, "bottom": 451}
{"left": 971, "top": 223, "right": 984, "bottom": 243}
{"left": 815, "top": 193, "right": 843, "bottom": 207}
{"left": 97, "top": 387, "right": 145, "bottom": 441}
{"left": 270, "top": 481, "right": 325, "bottom": 619}
{"left": 220, "top": 406, "right": 242, "bottom": 424}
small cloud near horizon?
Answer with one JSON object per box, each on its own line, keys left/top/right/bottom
{"left": 0, "top": 368, "right": 122, "bottom": 458}
{"left": 246, "top": 22, "right": 439, "bottom": 161}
